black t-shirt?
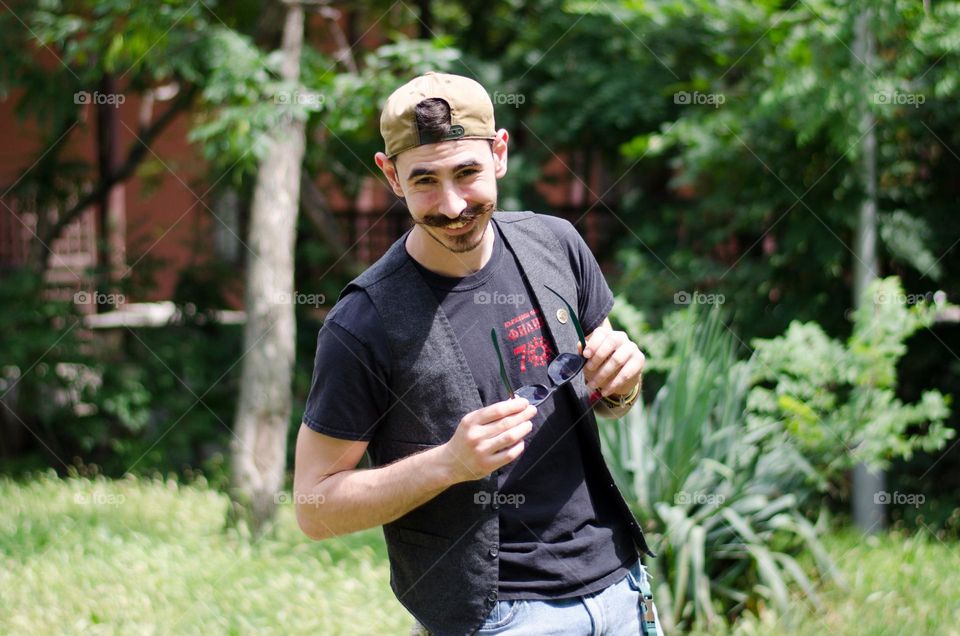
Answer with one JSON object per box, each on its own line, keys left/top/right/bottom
{"left": 303, "top": 214, "right": 637, "bottom": 599}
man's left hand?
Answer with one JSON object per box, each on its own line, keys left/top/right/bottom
{"left": 580, "top": 317, "right": 644, "bottom": 399}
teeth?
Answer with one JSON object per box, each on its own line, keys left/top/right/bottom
{"left": 447, "top": 219, "right": 469, "bottom": 229}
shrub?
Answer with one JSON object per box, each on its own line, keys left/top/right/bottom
{"left": 747, "top": 277, "right": 954, "bottom": 495}
{"left": 601, "top": 306, "right": 839, "bottom": 631}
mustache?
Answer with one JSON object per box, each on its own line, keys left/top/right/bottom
{"left": 417, "top": 202, "right": 495, "bottom": 228}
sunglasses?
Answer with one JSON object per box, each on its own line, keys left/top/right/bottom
{"left": 489, "top": 284, "right": 587, "bottom": 407}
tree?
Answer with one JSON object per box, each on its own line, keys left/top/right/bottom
{"left": 228, "top": 1, "right": 307, "bottom": 535}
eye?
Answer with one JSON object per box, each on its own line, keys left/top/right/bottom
{"left": 458, "top": 168, "right": 480, "bottom": 178}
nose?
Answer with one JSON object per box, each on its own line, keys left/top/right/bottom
{"left": 438, "top": 183, "right": 466, "bottom": 218}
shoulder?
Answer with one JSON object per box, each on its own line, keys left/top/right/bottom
{"left": 324, "top": 289, "right": 385, "bottom": 352}
{"left": 494, "top": 211, "right": 579, "bottom": 245}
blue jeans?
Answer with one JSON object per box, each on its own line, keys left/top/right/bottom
{"left": 473, "top": 559, "right": 665, "bottom": 635}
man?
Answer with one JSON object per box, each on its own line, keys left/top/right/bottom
{"left": 294, "top": 72, "right": 664, "bottom": 636}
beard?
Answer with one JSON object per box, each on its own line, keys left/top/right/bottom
{"left": 414, "top": 201, "right": 496, "bottom": 254}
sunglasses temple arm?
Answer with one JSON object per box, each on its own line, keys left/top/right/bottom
{"left": 543, "top": 284, "right": 587, "bottom": 349}
{"left": 490, "top": 329, "right": 516, "bottom": 397}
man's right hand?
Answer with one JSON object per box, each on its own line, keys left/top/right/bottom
{"left": 439, "top": 397, "right": 537, "bottom": 484}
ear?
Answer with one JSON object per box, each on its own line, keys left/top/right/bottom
{"left": 375, "top": 152, "right": 406, "bottom": 198}
{"left": 491, "top": 129, "right": 509, "bottom": 179}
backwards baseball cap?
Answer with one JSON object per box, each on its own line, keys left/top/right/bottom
{"left": 380, "top": 71, "right": 496, "bottom": 158}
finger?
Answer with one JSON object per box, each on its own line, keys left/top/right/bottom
{"left": 482, "top": 419, "right": 534, "bottom": 455}
{"left": 592, "top": 344, "right": 638, "bottom": 392}
{"left": 490, "top": 439, "right": 526, "bottom": 465}
{"left": 486, "top": 405, "right": 537, "bottom": 438}
{"left": 582, "top": 327, "right": 610, "bottom": 359}
{"left": 585, "top": 331, "right": 625, "bottom": 375}
{"left": 471, "top": 397, "right": 530, "bottom": 425}
{"left": 598, "top": 356, "right": 643, "bottom": 397}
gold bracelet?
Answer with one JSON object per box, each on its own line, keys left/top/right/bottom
{"left": 601, "top": 380, "right": 641, "bottom": 408}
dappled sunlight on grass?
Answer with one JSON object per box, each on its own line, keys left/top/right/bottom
{"left": 3, "top": 475, "right": 959, "bottom": 635}
{"left": 0, "top": 473, "right": 409, "bottom": 635}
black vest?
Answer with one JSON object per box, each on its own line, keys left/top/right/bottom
{"left": 338, "top": 211, "right": 653, "bottom": 636}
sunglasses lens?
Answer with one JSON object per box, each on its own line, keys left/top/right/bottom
{"left": 516, "top": 384, "right": 550, "bottom": 405}
{"left": 548, "top": 352, "right": 586, "bottom": 385}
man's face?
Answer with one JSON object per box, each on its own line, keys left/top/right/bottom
{"left": 376, "top": 132, "right": 508, "bottom": 255}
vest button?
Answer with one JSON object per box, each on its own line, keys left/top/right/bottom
{"left": 491, "top": 500, "right": 500, "bottom": 510}
{"left": 489, "top": 546, "right": 499, "bottom": 558}
{"left": 487, "top": 590, "right": 498, "bottom": 603}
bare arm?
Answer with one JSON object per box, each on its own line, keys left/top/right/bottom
{"left": 293, "top": 397, "right": 536, "bottom": 540}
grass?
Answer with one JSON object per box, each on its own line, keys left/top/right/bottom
{"left": 2, "top": 473, "right": 959, "bottom": 635}
{"left": 726, "top": 527, "right": 960, "bottom": 636}
{"left": 0, "top": 472, "right": 410, "bottom": 635}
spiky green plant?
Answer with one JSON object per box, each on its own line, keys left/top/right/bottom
{"left": 601, "top": 306, "right": 840, "bottom": 631}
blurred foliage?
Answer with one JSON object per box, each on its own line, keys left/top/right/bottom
{"left": 2, "top": 0, "right": 958, "bottom": 540}
{"left": 602, "top": 305, "right": 838, "bottom": 631}
{"left": 605, "top": 289, "right": 953, "bottom": 628}
{"left": 747, "top": 277, "right": 954, "bottom": 494}
{"left": 0, "top": 267, "right": 246, "bottom": 480}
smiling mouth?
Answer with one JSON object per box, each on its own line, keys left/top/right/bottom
{"left": 439, "top": 217, "right": 478, "bottom": 235}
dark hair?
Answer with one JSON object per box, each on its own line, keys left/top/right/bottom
{"left": 414, "top": 98, "right": 454, "bottom": 143}
{"left": 388, "top": 98, "right": 492, "bottom": 168}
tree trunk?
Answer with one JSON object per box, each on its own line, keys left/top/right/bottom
{"left": 95, "top": 73, "right": 126, "bottom": 311}
{"left": 229, "top": 1, "right": 306, "bottom": 536}
{"left": 851, "top": 7, "right": 885, "bottom": 533}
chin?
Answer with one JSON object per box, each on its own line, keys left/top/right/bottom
{"left": 448, "top": 226, "right": 487, "bottom": 253}
{"left": 433, "top": 212, "right": 492, "bottom": 254}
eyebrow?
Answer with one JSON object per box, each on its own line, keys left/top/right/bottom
{"left": 406, "top": 160, "right": 483, "bottom": 182}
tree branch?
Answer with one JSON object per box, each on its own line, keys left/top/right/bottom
{"left": 34, "top": 83, "right": 200, "bottom": 264}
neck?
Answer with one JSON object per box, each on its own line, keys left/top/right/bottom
{"left": 405, "top": 220, "right": 496, "bottom": 277}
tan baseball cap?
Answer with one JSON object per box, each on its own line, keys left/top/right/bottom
{"left": 380, "top": 71, "right": 496, "bottom": 158}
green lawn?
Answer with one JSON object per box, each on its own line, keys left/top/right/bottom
{"left": 2, "top": 474, "right": 958, "bottom": 635}
{"left": 0, "top": 473, "right": 409, "bottom": 635}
